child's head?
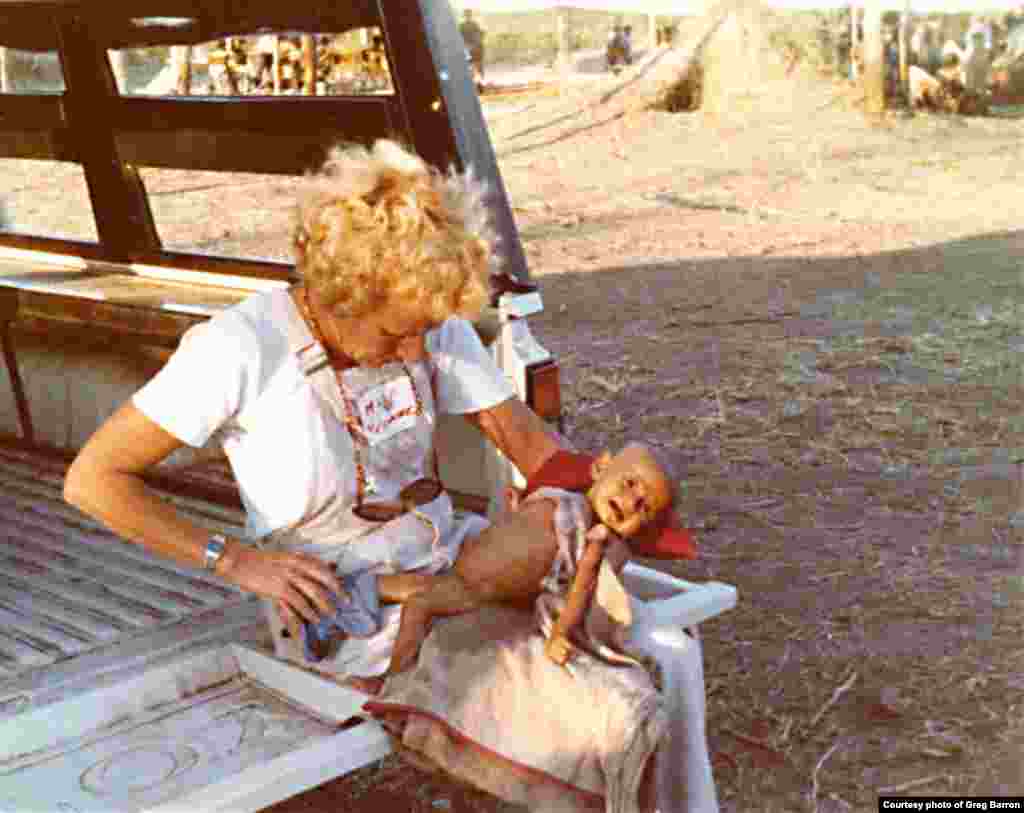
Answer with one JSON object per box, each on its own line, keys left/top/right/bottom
{"left": 586, "top": 442, "right": 673, "bottom": 539}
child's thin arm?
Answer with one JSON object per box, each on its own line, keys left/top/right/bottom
{"left": 545, "top": 526, "right": 609, "bottom": 664}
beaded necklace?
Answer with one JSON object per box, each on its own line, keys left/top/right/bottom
{"left": 297, "top": 285, "right": 434, "bottom": 507}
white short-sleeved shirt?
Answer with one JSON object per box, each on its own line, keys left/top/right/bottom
{"left": 134, "top": 289, "right": 514, "bottom": 538}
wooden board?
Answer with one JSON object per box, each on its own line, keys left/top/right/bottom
{"left": 0, "top": 643, "right": 390, "bottom": 813}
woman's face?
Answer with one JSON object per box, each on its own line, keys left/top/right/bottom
{"left": 336, "top": 302, "right": 435, "bottom": 367}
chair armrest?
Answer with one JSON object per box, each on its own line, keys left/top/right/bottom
{"left": 621, "top": 562, "right": 738, "bottom": 630}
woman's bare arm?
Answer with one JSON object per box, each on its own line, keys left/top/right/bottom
{"left": 464, "top": 396, "right": 562, "bottom": 482}
{"left": 64, "top": 402, "right": 344, "bottom": 639}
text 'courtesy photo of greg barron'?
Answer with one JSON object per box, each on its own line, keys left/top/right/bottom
{"left": 879, "top": 796, "right": 1024, "bottom": 811}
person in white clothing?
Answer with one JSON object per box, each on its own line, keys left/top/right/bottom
{"left": 64, "top": 139, "right": 562, "bottom": 686}
{"left": 64, "top": 139, "right": 721, "bottom": 812}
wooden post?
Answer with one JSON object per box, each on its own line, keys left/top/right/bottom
{"left": 272, "top": 35, "right": 281, "bottom": 95}
{"left": 0, "top": 48, "right": 8, "bottom": 94}
{"left": 556, "top": 6, "right": 571, "bottom": 81}
{"left": 302, "top": 34, "right": 316, "bottom": 95}
{"left": 898, "top": 3, "right": 910, "bottom": 102}
{"left": 862, "top": 0, "right": 885, "bottom": 114}
{"left": 174, "top": 45, "right": 192, "bottom": 95}
{"left": 851, "top": 2, "right": 860, "bottom": 80}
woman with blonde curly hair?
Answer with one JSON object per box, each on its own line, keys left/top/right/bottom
{"left": 64, "top": 139, "right": 563, "bottom": 688}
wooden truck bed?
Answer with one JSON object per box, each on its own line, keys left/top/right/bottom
{"left": 0, "top": 443, "right": 736, "bottom": 813}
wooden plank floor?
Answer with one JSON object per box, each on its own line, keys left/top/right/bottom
{"left": 0, "top": 444, "right": 248, "bottom": 682}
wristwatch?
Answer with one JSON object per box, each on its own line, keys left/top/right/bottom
{"left": 203, "top": 534, "right": 229, "bottom": 572}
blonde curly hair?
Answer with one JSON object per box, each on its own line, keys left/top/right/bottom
{"left": 291, "top": 140, "right": 497, "bottom": 322}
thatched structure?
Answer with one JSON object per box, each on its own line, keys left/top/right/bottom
{"left": 691, "top": 0, "right": 804, "bottom": 116}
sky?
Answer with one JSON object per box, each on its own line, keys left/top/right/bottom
{"left": 459, "top": 1, "right": 1018, "bottom": 13}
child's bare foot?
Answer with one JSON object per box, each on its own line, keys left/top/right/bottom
{"left": 307, "top": 630, "right": 343, "bottom": 662}
{"left": 343, "top": 675, "right": 386, "bottom": 695}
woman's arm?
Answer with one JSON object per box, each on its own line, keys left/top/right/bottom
{"left": 464, "top": 396, "right": 562, "bottom": 483}
{"left": 64, "top": 402, "right": 344, "bottom": 640}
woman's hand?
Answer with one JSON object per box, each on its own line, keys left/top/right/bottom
{"left": 222, "top": 543, "right": 347, "bottom": 641}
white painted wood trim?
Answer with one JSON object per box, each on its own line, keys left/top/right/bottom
{"left": 0, "top": 646, "right": 243, "bottom": 764}
{"left": 230, "top": 645, "right": 371, "bottom": 725}
{"left": 0, "top": 246, "right": 89, "bottom": 269}
{"left": 0, "top": 247, "right": 289, "bottom": 294}
{"left": 0, "top": 604, "right": 268, "bottom": 715}
{"left": 128, "top": 263, "right": 290, "bottom": 292}
{"left": 145, "top": 721, "right": 392, "bottom": 813}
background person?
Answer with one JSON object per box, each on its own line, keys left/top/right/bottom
{"left": 459, "top": 9, "right": 486, "bottom": 82}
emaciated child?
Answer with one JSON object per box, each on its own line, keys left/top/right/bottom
{"left": 304, "top": 442, "right": 696, "bottom": 689}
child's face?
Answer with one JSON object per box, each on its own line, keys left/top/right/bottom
{"left": 587, "top": 444, "right": 672, "bottom": 539}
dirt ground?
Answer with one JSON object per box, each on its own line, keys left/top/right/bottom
{"left": 259, "top": 64, "right": 1023, "bottom": 812}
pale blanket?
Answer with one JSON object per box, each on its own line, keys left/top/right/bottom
{"left": 367, "top": 604, "right": 667, "bottom": 813}
{"left": 365, "top": 485, "right": 720, "bottom": 813}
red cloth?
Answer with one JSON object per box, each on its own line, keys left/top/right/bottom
{"left": 524, "top": 450, "right": 697, "bottom": 560}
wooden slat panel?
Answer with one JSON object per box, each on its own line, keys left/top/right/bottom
{"left": 0, "top": 628, "right": 61, "bottom": 668}
{"left": 115, "top": 96, "right": 395, "bottom": 135}
{"left": 117, "top": 130, "right": 381, "bottom": 176}
{"left": 0, "top": 451, "right": 244, "bottom": 579}
{"left": 0, "top": 444, "right": 252, "bottom": 682}
{"left": 0, "top": 574, "right": 129, "bottom": 640}
{"left": 0, "top": 129, "right": 75, "bottom": 162}
{"left": 0, "top": 512, "right": 234, "bottom": 608}
{"left": 0, "top": 235, "right": 106, "bottom": 262}
{"left": 0, "top": 530, "right": 207, "bottom": 613}
{"left": 0, "top": 602, "right": 94, "bottom": 653}
{"left": 0, "top": 426, "right": 245, "bottom": 513}
{"left": 14, "top": 288, "right": 203, "bottom": 347}
{"left": 0, "top": 95, "right": 65, "bottom": 130}
{"left": 110, "top": 97, "right": 398, "bottom": 175}
{"left": 0, "top": 548, "right": 179, "bottom": 624}
{"left": 0, "top": 1, "right": 382, "bottom": 50}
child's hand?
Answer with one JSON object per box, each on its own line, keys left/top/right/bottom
{"left": 585, "top": 523, "right": 612, "bottom": 545}
{"left": 545, "top": 634, "right": 576, "bottom": 666}
{"left": 503, "top": 485, "right": 523, "bottom": 514}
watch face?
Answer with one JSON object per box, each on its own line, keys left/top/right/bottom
{"left": 205, "top": 536, "right": 227, "bottom": 568}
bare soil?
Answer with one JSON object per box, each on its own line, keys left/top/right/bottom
{"left": 256, "top": 67, "right": 1024, "bottom": 812}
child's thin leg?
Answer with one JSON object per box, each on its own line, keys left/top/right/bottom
{"left": 388, "top": 572, "right": 483, "bottom": 675}
{"left": 377, "top": 571, "right": 438, "bottom": 604}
